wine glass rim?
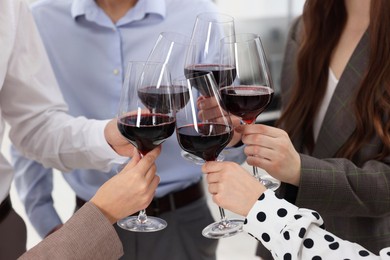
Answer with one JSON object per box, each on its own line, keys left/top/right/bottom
{"left": 196, "top": 12, "right": 234, "bottom": 23}
{"left": 221, "top": 33, "right": 262, "bottom": 44}
{"left": 159, "top": 31, "right": 192, "bottom": 45}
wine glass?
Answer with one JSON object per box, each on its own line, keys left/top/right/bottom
{"left": 182, "top": 12, "right": 236, "bottom": 163}
{"left": 219, "top": 33, "right": 281, "bottom": 191}
{"left": 174, "top": 72, "right": 244, "bottom": 239}
{"left": 116, "top": 61, "right": 176, "bottom": 232}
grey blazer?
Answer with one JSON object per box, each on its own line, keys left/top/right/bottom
{"left": 19, "top": 202, "right": 123, "bottom": 260}
{"left": 257, "top": 17, "right": 390, "bottom": 259}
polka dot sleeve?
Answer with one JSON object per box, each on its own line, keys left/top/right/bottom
{"left": 243, "top": 190, "right": 390, "bottom": 260}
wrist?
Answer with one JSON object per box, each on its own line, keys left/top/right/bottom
{"left": 243, "top": 181, "right": 267, "bottom": 216}
{"left": 290, "top": 152, "right": 301, "bottom": 186}
{"left": 90, "top": 198, "right": 117, "bottom": 224}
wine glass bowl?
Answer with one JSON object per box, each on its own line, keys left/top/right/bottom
{"left": 116, "top": 61, "right": 176, "bottom": 232}
{"left": 117, "top": 112, "right": 175, "bottom": 155}
{"left": 138, "top": 84, "right": 190, "bottom": 113}
{"left": 174, "top": 72, "right": 244, "bottom": 238}
{"left": 220, "top": 85, "right": 274, "bottom": 125}
{"left": 177, "top": 116, "right": 232, "bottom": 162}
{"left": 143, "top": 31, "right": 194, "bottom": 116}
{"left": 184, "top": 12, "right": 236, "bottom": 87}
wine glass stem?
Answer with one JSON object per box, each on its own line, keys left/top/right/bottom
{"left": 219, "top": 206, "right": 226, "bottom": 220}
{"left": 252, "top": 165, "right": 262, "bottom": 181}
{"left": 135, "top": 151, "right": 149, "bottom": 224}
{"left": 244, "top": 121, "right": 266, "bottom": 182}
{"left": 218, "top": 207, "right": 231, "bottom": 228}
{"left": 137, "top": 209, "right": 148, "bottom": 224}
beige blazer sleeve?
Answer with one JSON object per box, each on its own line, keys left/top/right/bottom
{"left": 18, "top": 202, "right": 123, "bottom": 260}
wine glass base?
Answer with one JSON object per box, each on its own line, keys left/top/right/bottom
{"left": 260, "top": 179, "right": 280, "bottom": 191}
{"left": 117, "top": 216, "right": 167, "bottom": 232}
{"left": 202, "top": 219, "right": 244, "bottom": 239}
{"left": 181, "top": 150, "right": 224, "bottom": 165}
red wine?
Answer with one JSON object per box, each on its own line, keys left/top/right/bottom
{"left": 138, "top": 85, "right": 189, "bottom": 113}
{"left": 177, "top": 123, "right": 233, "bottom": 161}
{"left": 220, "top": 86, "right": 274, "bottom": 124}
{"left": 184, "top": 64, "right": 237, "bottom": 95}
{"left": 118, "top": 114, "right": 175, "bottom": 155}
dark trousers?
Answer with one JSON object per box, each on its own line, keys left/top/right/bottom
{"left": 0, "top": 204, "right": 27, "bottom": 259}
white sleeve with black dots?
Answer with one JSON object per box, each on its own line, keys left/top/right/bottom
{"left": 243, "top": 190, "right": 390, "bottom": 260}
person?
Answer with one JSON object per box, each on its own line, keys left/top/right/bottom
{"left": 0, "top": 0, "right": 159, "bottom": 258}
{"left": 234, "top": 0, "right": 390, "bottom": 258}
{"left": 20, "top": 148, "right": 161, "bottom": 260}
{"left": 201, "top": 160, "right": 390, "bottom": 259}
{"left": 11, "top": 0, "right": 245, "bottom": 260}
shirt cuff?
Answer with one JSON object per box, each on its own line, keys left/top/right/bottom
{"left": 87, "top": 120, "right": 128, "bottom": 166}
{"left": 243, "top": 190, "right": 299, "bottom": 249}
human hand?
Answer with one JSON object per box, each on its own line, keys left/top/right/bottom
{"left": 236, "top": 124, "right": 301, "bottom": 186}
{"left": 202, "top": 161, "right": 266, "bottom": 216}
{"left": 197, "top": 96, "right": 242, "bottom": 146}
{"left": 90, "top": 146, "right": 161, "bottom": 223}
{"left": 104, "top": 118, "right": 136, "bottom": 157}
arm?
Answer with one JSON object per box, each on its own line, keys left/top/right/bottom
{"left": 19, "top": 146, "right": 161, "bottom": 259}
{"left": 18, "top": 202, "right": 122, "bottom": 260}
{"left": 236, "top": 124, "right": 390, "bottom": 217}
{"left": 245, "top": 190, "right": 389, "bottom": 260}
{"left": 296, "top": 154, "right": 390, "bottom": 217}
{"left": 11, "top": 146, "right": 62, "bottom": 238}
{"left": 2, "top": 0, "right": 131, "bottom": 173}
{"left": 202, "top": 161, "right": 390, "bottom": 259}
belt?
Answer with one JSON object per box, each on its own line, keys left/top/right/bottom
{"left": 76, "top": 181, "right": 204, "bottom": 217}
{"left": 0, "top": 195, "right": 12, "bottom": 223}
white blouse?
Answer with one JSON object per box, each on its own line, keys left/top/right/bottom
{"left": 243, "top": 190, "right": 390, "bottom": 259}
{"left": 313, "top": 69, "right": 339, "bottom": 141}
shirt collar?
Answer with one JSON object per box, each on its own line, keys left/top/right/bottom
{"left": 71, "top": 0, "right": 96, "bottom": 20}
{"left": 142, "top": 0, "right": 166, "bottom": 18}
{"left": 71, "top": 0, "right": 166, "bottom": 22}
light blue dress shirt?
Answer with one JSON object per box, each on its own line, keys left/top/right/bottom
{"left": 11, "top": 0, "right": 245, "bottom": 237}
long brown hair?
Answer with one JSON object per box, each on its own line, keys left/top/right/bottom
{"left": 276, "top": 0, "right": 390, "bottom": 161}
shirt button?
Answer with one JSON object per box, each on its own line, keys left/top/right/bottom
{"left": 113, "top": 69, "right": 120, "bottom": 75}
